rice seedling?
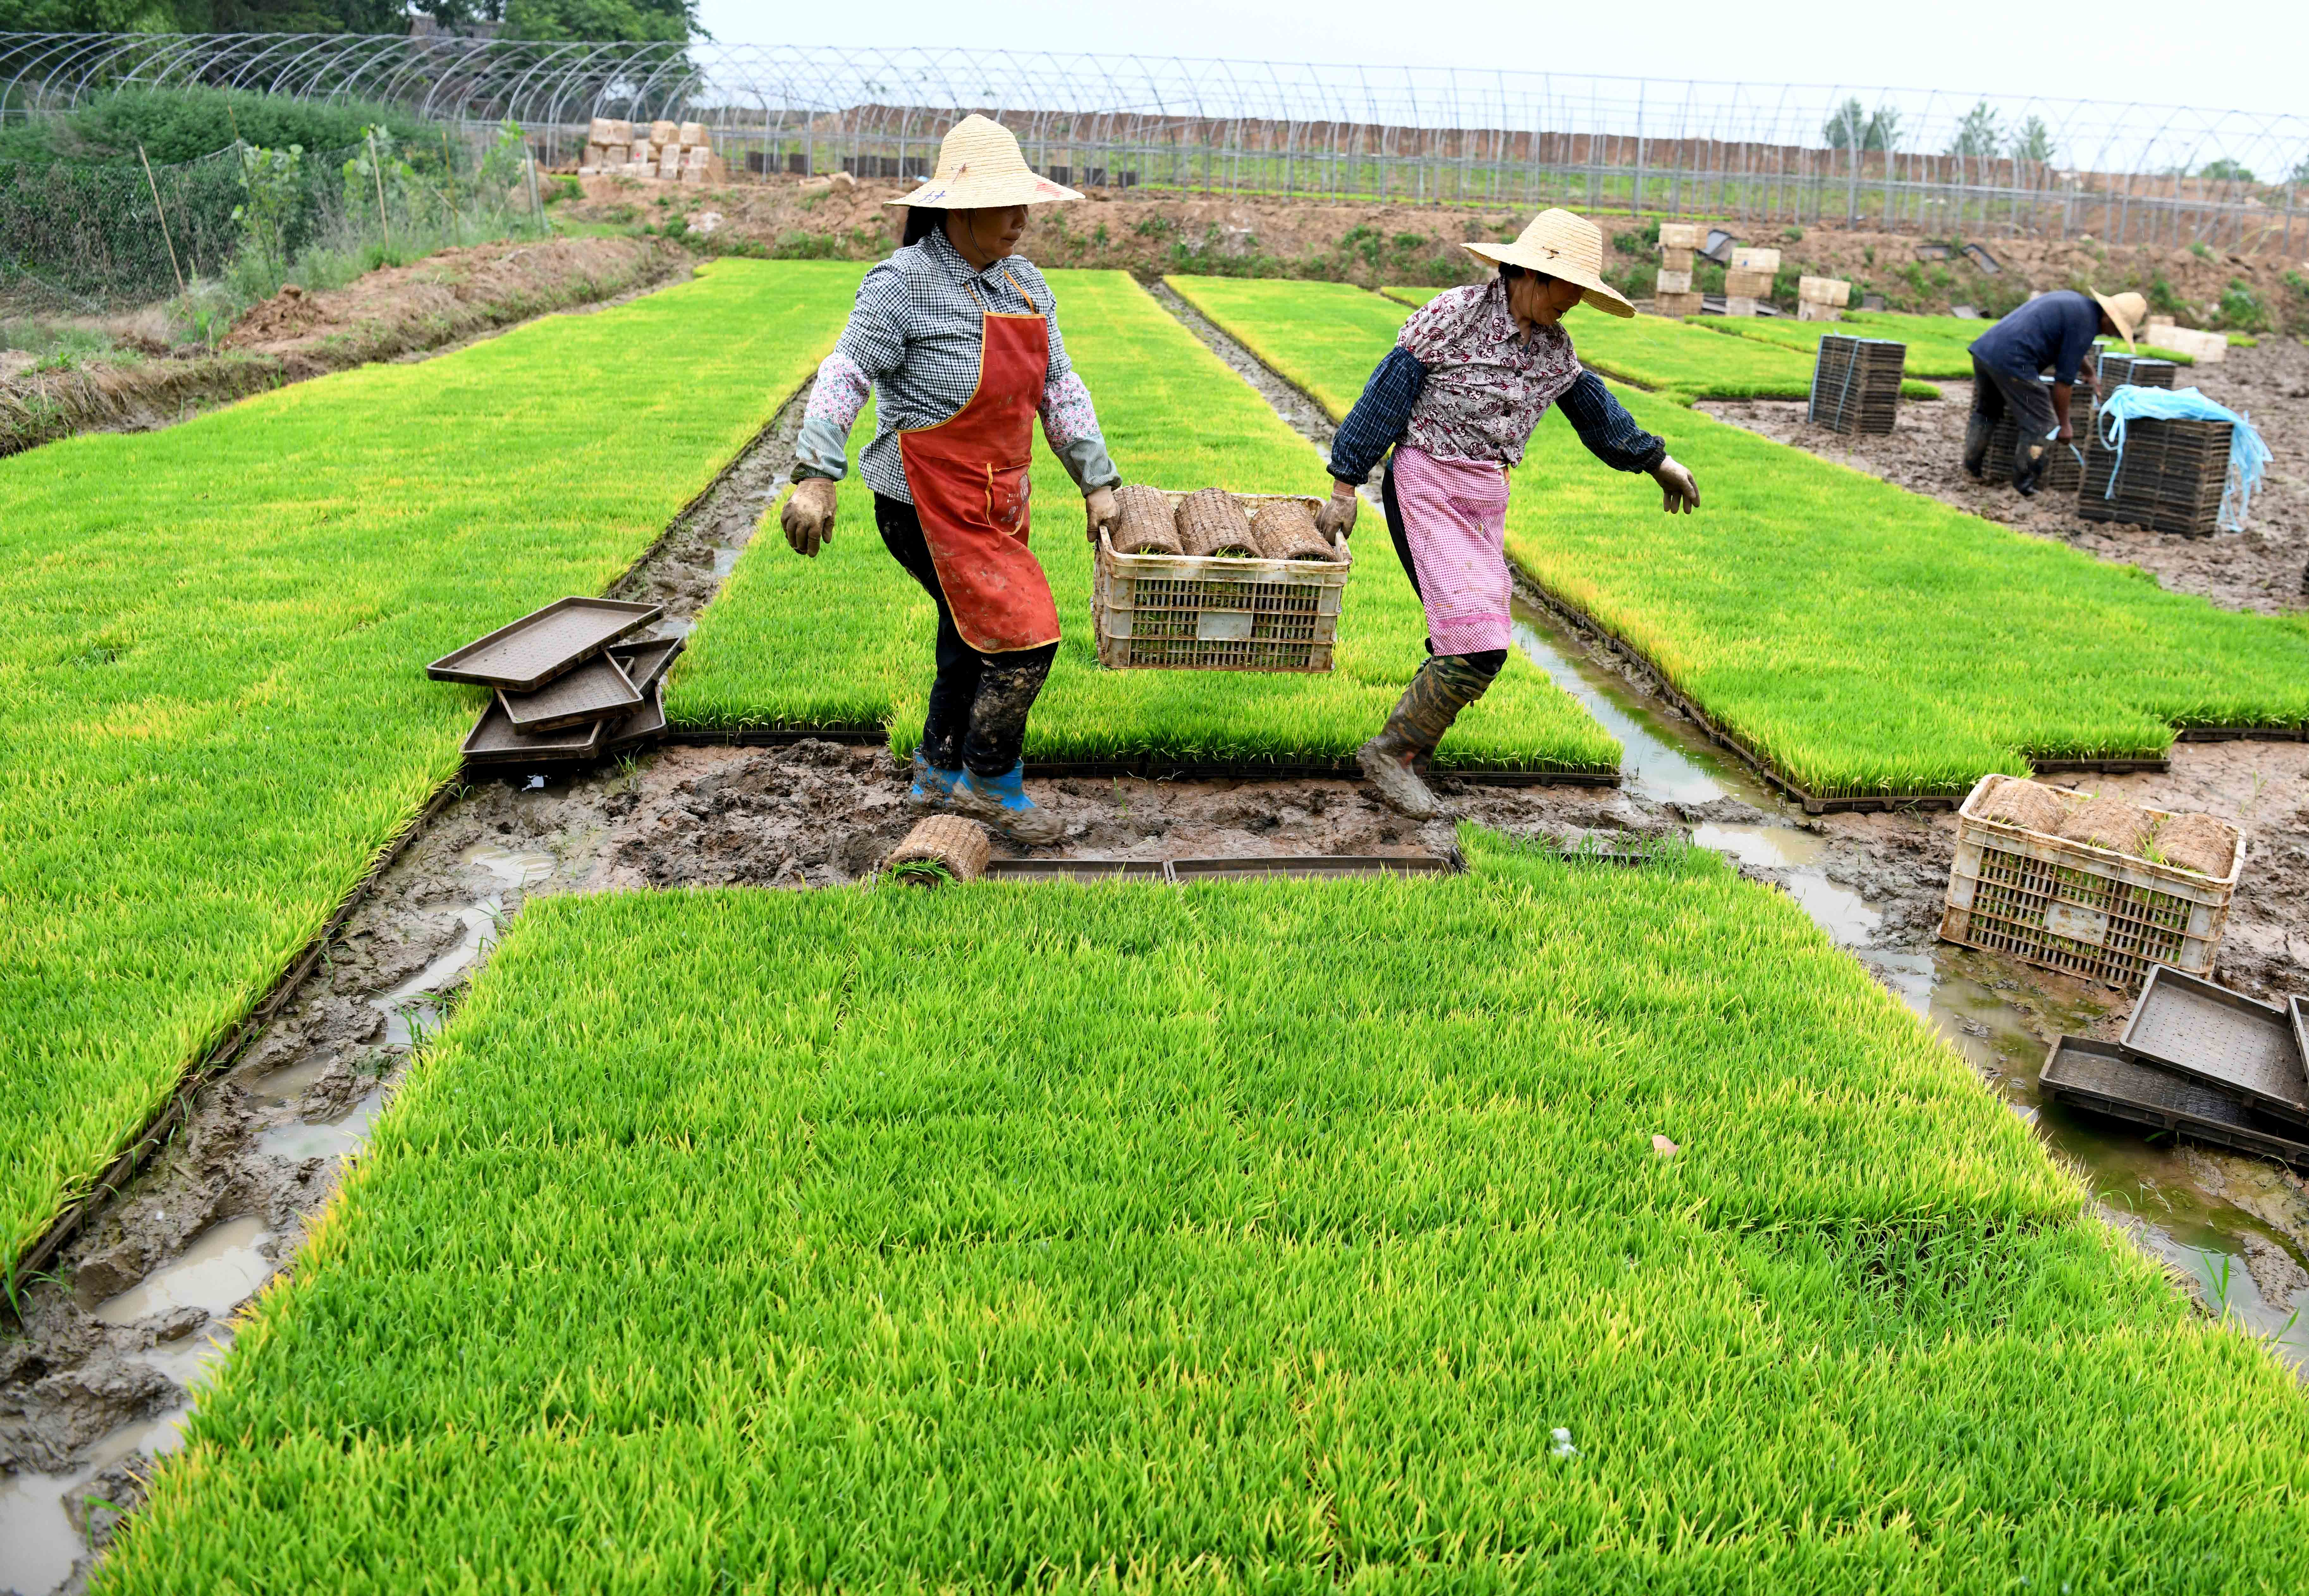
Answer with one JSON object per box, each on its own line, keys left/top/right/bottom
{"left": 669, "top": 269, "right": 1619, "bottom": 775}
{"left": 100, "top": 827, "right": 2309, "bottom": 1589}
{"left": 1685, "top": 315, "right": 1979, "bottom": 380}
{"left": 0, "top": 259, "right": 865, "bottom": 1270}
{"left": 1172, "top": 278, "right": 2309, "bottom": 800}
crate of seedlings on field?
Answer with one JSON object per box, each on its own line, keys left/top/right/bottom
{"left": 1940, "top": 773, "right": 2245, "bottom": 988}
{"left": 1808, "top": 335, "right": 1905, "bottom": 434}
{"left": 1984, "top": 376, "right": 2088, "bottom": 492}
{"left": 2079, "top": 414, "right": 2231, "bottom": 537}
{"left": 1094, "top": 484, "right": 1350, "bottom": 672}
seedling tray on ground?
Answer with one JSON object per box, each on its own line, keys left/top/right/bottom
{"left": 982, "top": 858, "right": 1169, "bottom": 883}
{"left": 2040, "top": 1035, "right": 2309, "bottom": 1169}
{"left": 607, "top": 635, "right": 684, "bottom": 696}
{"left": 462, "top": 700, "right": 613, "bottom": 766}
{"left": 496, "top": 653, "right": 643, "bottom": 733}
{"left": 427, "top": 598, "right": 662, "bottom": 691}
{"left": 1168, "top": 853, "right": 1460, "bottom": 881}
{"left": 603, "top": 685, "right": 667, "bottom": 755}
{"left": 2119, "top": 964, "right": 2308, "bottom": 1124}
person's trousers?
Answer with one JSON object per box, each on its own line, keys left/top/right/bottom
{"left": 1968, "top": 358, "right": 2060, "bottom": 483}
{"left": 876, "top": 494, "right": 1059, "bottom": 776}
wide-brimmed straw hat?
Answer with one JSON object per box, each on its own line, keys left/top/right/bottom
{"left": 889, "top": 114, "right": 1083, "bottom": 210}
{"left": 1462, "top": 209, "right": 1635, "bottom": 319}
{"left": 2091, "top": 289, "right": 2146, "bottom": 348}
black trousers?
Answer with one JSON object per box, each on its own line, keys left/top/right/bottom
{"left": 875, "top": 494, "right": 1059, "bottom": 776}
{"left": 1377, "top": 455, "right": 1509, "bottom": 679}
{"left": 1969, "top": 357, "right": 2061, "bottom": 480}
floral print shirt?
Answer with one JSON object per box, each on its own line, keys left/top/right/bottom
{"left": 1394, "top": 278, "right": 1585, "bottom": 467}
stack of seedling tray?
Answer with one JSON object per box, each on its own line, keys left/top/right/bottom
{"left": 2095, "top": 350, "right": 2179, "bottom": 405}
{"left": 427, "top": 597, "right": 683, "bottom": 768}
{"left": 2079, "top": 414, "right": 2231, "bottom": 537}
{"left": 1983, "top": 376, "right": 2087, "bottom": 491}
{"left": 2040, "top": 967, "right": 2309, "bottom": 1169}
{"left": 1807, "top": 335, "right": 1905, "bottom": 434}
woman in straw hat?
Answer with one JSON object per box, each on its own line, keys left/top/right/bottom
{"left": 1317, "top": 208, "right": 1702, "bottom": 819}
{"left": 1961, "top": 287, "right": 2145, "bottom": 495}
{"left": 782, "top": 114, "right": 1122, "bottom": 846}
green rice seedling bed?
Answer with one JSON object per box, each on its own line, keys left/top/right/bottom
{"left": 668, "top": 270, "right": 1619, "bottom": 777}
{"left": 1159, "top": 278, "right": 2309, "bottom": 801}
{"left": 1685, "top": 315, "right": 1976, "bottom": 381}
{"left": 0, "top": 258, "right": 865, "bottom": 1278}
{"left": 103, "top": 828, "right": 2309, "bottom": 1589}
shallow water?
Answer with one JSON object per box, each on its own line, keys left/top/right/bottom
{"left": 90, "top": 1216, "right": 272, "bottom": 1328}
{"left": 1513, "top": 600, "right": 2309, "bottom": 1369}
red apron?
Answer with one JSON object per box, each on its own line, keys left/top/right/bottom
{"left": 897, "top": 275, "right": 1059, "bottom": 655}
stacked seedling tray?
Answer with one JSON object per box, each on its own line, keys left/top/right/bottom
{"left": 2095, "top": 350, "right": 2179, "bottom": 405}
{"left": 1094, "top": 490, "right": 1350, "bottom": 672}
{"left": 1983, "top": 376, "right": 2087, "bottom": 491}
{"left": 2079, "top": 414, "right": 2231, "bottom": 537}
{"left": 2040, "top": 969, "right": 2309, "bottom": 1168}
{"left": 427, "top": 597, "right": 683, "bottom": 768}
{"left": 1807, "top": 335, "right": 1905, "bottom": 434}
{"left": 1940, "top": 774, "right": 2243, "bottom": 989}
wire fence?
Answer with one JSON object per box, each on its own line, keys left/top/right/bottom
{"left": 5, "top": 34, "right": 2308, "bottom": 252}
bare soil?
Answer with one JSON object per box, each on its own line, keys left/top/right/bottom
{"left": 1699, "top": 336, "right": 2309, "bottom": 614}
{"left": 0, "top": 236, "right": 683, "bottom": 457}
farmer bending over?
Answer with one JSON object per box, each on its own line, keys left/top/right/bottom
{"left": 1962, "top": 288, "right": 2145, "bottom": 494}
{"left": 1317, "top": 208, "right": 1701, "bottom": 820}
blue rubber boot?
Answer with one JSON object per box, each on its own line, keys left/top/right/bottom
{"left": 954, "top": 762, "right": 1065, "bottom": 845}
{"left": 907, "top": 750, "right": 962, "bottom": 812}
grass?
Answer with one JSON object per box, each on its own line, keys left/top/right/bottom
{"left": 1164, "top": 278, "right": 2309, "bottom": 798}
{"left": 668, "top": 269, "right": 1619, "bottom": 775}
{"left": 101, "top": 828, "right": 2309, "bottom": 1590}
{"left": 0, "top": 258, "right": 865, "bottom": 1277}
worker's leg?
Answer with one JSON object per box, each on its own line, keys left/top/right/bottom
{"left": 1996, "top": 368, "right": 2061, "bottom": 495}
{"left": 1368, "top": 647, "right": 1509, "bottom": 774}
{"left": 948, "top": 641, "right": 1064, "bottom": 845}
{"left": 875, "top": 494, "right": 974, "bottom": 804}
{"left": 1961, "top": 356, "right": 2006, "bottom": 479}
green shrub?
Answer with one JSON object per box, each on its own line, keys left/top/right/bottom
{"left": 0, "top": 86, "right": 437, "bottom": 168}
{"left": 2218, "top": 278, "right": 2269, "bottom": 334}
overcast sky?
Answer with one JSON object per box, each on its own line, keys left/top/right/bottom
{"left": 693, "top": 0, "right": 2301, "bottom": 122}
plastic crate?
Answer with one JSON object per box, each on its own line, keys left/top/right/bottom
{"left": 1093, "top": 492, "right": 1350, "bottom": 672}
{"left": 1939, "top": 773, "right": 2244, "bottom": 989}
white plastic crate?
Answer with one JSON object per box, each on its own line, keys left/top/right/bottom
{"left": 1093, "top": 492, "right": 1350, "bottom": 673}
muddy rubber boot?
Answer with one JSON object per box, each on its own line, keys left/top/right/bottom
{"left": 953, "top": 762, "right": 1066, "bottom": 846}
{"left": 2013, "top": 439, "right": 2048, "bottom": 497}
{"left": 1960, "top": 414, "right": 1994, "bottom": 480}
{"left": 906, "top": 750, "right": 962, "bottom": 813}
{"left": 1356, "top": 655, "right": 1498, "bottom": 820}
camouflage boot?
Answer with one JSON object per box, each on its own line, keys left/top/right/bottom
{"left": 1356, "top": 655, "right": 1499, "bottom": 819}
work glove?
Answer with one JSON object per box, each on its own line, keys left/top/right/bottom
{"left": 1084, "top": 484, "right": 1118, "bottom": 546}
{"left": 781, "top": 476, "right": 838, "bottom": 557}
{"left": 1651, "top": 455, "right": 1700, "bottom": 515}
{"left": 1314, "top": 479, "right": 1360, "bottom": 540}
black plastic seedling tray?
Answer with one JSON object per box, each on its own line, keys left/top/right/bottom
{"left": 427, "top": 597, "right": 662, "bottom": 691}
{"left": 982, "top": 858, "right": 1169, "bottom": 883}
{"left": 607, "top": 635, "right": 685, "bottom": 696}
{"left": 2041, "top": 1034, "right": 2309, "bottom": 1169}
{"left": 462, "top": 698, "right": 613, "bottom": 765}
{"left": 1167, "top": 854, "right": 1458, "bottom": 881}
{"left": 496, "top": 652, "right": 642, "bottom": 733}
{"left": 603, "top": 685, "right": 667, "bottom": 755}
{"left": 2119, "top": 965, "right": 2309, "bottom": 1126}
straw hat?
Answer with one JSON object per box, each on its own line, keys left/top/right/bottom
{"left": 1463, "top": 209, "right": 1635, "bottom": 319}
{"left": 2091, "top": 289, "right": 2146, "bottom": 348}
{"left": 889, "top": 114, "right": 1083, "bottom": 210}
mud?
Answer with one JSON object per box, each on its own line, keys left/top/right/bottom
{"left": 1698, "top": 335, "right": 2309, "bottom": 616}
{"left": 0, "top": 236, "right": 683, "bottom": 458}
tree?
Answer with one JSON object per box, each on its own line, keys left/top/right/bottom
{"left": 2010, "top": 115, "right": 2055, "bottom": 164}
{"left": 1947, "top": 100, "right": 2002, "bottom": 158}
{"left": 2198, "top": 157, "right": 2256, "bottom": 183}
{"left": 1822, "top": 97, "right": 1900, "bottom": 152}
{"left": 410, "top": 0, "right": 704, "bottom": 39}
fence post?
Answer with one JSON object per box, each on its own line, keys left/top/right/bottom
{"left": 136, "top": 143, "right": 186, "bottom": 300}
{"left": 367, "top": 129, "right": 393, "bottom": 255}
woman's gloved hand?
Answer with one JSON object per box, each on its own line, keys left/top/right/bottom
{"left": 1314, "top": 478, "right": 1360, "bottom": 541}
{"left": 1084, "top": 484, "right": 1118, "bottom": 546}
{"left": 1650, "top": 455, "right": 1700, "bottom": 515}
{"left": 781, "top": 476, "right": 838, "bottom": 557}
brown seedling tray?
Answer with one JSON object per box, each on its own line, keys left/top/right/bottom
{"left": 603, "top": 685, "right": 667, "bottom": 754}
{"left": 607, "top": 635, "right": 685, "bottom": 696}
{"left": 2041, "top": 1034, "right": 2309, "bottom": 1169}
{"left": 496, "top": 652, "right": 643, "bottom": 733}
{"left": 427, "top": 597, "right": 662, "bottom": 691}
{"left": 982, "top": 858, "right": 1169, "bottom": 883}
{"left": 462, "top": 699, "right": 613, "bottom": 765}
{"left": 1168, "top": 854, "right": 1457, "bottom": 881}
{"left": 2119, "top": 964, "right": 2309, "bottom": 1125}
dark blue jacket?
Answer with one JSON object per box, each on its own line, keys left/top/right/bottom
{"left": 1326, "top": 349, "right": 1665, "bottom": 485}
{"left": 1968, "top": 291, "right": 2103, "bottom": 385}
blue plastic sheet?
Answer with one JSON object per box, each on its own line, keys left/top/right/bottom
{"left": 2094, "top": 384, "right": 2272, "bottom": 533}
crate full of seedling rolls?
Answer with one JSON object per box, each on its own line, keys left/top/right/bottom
{"left": 1094, "top": 485, "right": 1352, "bottom": 672}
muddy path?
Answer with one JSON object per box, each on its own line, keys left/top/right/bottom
{"left": 1699, "top": 335, "right": 2309, "bottom": 615}
{"left": 0, "top": 236, "right": 685, "bottom": 458}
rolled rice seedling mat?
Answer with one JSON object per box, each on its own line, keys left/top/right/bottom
{"left": 101, "top": 831, "right": 2309, "bottom": 1589}
{"left": 2039, "top": 1035, "right": 2309, "bottom": 1170}
{"left": 1173, "top": 485, "right": 1263, "bottom": 558}
{"left": 1248, "top": 496, "right": 1337, "bottom": 563}
{"left": 1108, "top": 482, "right": 1182, "bottom": 555}
{"left": 494, "top": 652, "right": 643, "bottom": 734}
{"left": 2119, "top": 965, "right": 2309, "bottom": 1125}
{"left": 426, "top": 597, "right": 662, "bottom": 691}
{"left": 1940, "top": 775, "right": 2242, "bottom": 990}
{"left": 1095, "top": 496, "right": 1347, "bottom": 674}
{"left": 881, "top": 814, "right": 990, "bottom": 887}
{"left": 0, "top": 257, "right": 867, "bottom": 1276}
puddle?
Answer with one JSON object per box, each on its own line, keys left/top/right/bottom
{"left": 465, "top": 843, "right": 554, "bottom": 888}
{"left": 372, "top": 902, "right": 500, "bottom": 1046}
{"left": 245, "top": 1055, "right": 336, "bottom": 1107}
{"left": 90, "top": 1216, "right": 273, "bottom": 1327}
{"left": 1511, "top": 609, "right": 1755, "bottom": 807}
{"left": 711, "top": 545, "right": 742, "bottom": 578}
{"left": 659, "top": 616, "right": 696, "bottom": 639}
{"left": 257, "top": 1087, "right": 384, "bottom": 1164}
